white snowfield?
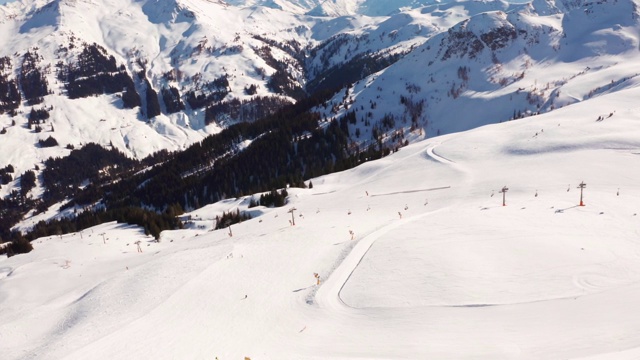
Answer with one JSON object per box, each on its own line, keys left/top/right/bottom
{"left": 3, "top": 85, "right": 640, "bottom": 359}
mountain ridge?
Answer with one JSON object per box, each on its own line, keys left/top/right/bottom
{"left": 0, "top": 0, "right": 639, "bottom": 236}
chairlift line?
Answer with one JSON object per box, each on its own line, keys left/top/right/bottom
{"left": 500, "top": 186, "right": 509, "bottom": 206}
{"left": 578, "top": 181, "right": 586, "bottom": 206}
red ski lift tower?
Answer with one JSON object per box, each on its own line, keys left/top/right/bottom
{"left": 578, "top": 181, "right": 586, "bottom": 206}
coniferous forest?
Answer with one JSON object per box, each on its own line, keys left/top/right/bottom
{"left": 0, "top": 87, "right": 388, "bottom": 249}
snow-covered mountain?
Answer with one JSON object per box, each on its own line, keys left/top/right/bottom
{"left": 1, "top": 0, "right": 640, "bottom": 232}
{"left": 224, "top": 0, "right": 320, "bottom": 13}
{"left": 315, "top": 0, "right": 639, "bottom": 149}
{"left": 223, "top": 0, "right": 446, "bottom": 16}
{"left": 4, "top": 0, "right": 640, "bottom": 357}
{"left": 0, "top": 0, "right": 515, "bottom": 196}
{"left": 3, "top": 74, "right": 640, "bottom": 360}
{"left": 0, "top": 0, "right": 453, "bottom": 178}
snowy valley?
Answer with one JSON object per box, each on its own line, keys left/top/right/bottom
{"left": 2, "top": 0, "right": 640, "bottom": 358}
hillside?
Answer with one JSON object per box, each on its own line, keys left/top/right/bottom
{"left": 318, "top": 0, "right": 640, "bottom": 147}
{"left": 2, "top": 83, "right": 640, "bottom": 359}
{"left": 0, "top": 0, "right": 443, "bottom": 207}
{"left": 0, "top": 0, "right": 639, "bottom": 256}
{"left": 3, "top": 0, "right": 640, "bottom": 358}
{"left": 0, "top": 0, "right": 317, "bottom": 166}
{"left": 0, "top": 0, "right": 554, "bottom": 234}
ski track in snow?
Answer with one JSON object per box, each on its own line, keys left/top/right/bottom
{"left": 315, "top": 204, "right": 451, "bottom": 312}
{"left": 6, "top": 110, "right": 640, "bottom": 358}
{"left": 315, "top": 142, "right": 464, "bottom": 310}
{"left": 426, "top": 144, "right": 456, "bottom": 165}
{"left": 3, "top": 1, "right": 640, "bottom": 349}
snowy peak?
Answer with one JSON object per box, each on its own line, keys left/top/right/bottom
{"left": 223, "top": 0, "right": 321, "bottom": 13}
{"left": 358, "top": 0, "right": 441, "bottom": 16}
{"left": 1, "top": 0, "right": 640, "bottom": 215}
{"left": 438, "top": 11, "right": 516, "bottom": 61}
{"left": 313, "top": 0, "right": 640, "bottom": 149}
{"left": 560, "top": 0, "right": 640, "bottom": 59}
{"left": 0, "top": 0, "right": 324, "bottom": 178}
{"left": 19, "top": 2, "right": 62, "bottom": 33}
{"left": 305, "top": 0, "right": 512, "bottom": 17}
{"left": 199, "top": 0, "right": 445, "bottom": 16}
{"left": 525, "top": 0, "right": 562, "bottom": 15}
{"left": 139, "top": 0, "right": 197, "bottom": 24}
{"left": 307, "top": 0, "right": 360, "bottom": 17}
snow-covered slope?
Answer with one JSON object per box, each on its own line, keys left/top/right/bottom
{"left": 0, "top": 0, "right": 322, "bottom": 197}
{"left": 224, "top": 0, "right": 320, "bottom": 14}
{"left": 318, "top": 0, "right": 640, "bottom": 149}
{"left": 306, "top": 0, "right": 494, "bottom": 17}
{"left": 225, "top": 0, "right": 444, "bottom": 16}
{"left": 2, "top": 0, "right": 638, "bottom": 199}
{"left": 2, "top": 0, "right": 640, "bottom": 295}
{"left": 0, "top": 0, "right": 518, "bottom": 199}
{"left": 3, "top": 82, "right": 640, "bottom": 359}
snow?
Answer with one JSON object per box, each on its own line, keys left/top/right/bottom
{"left": 2, "top": 0, "right": 637, "bottom": 202}
{"left": 314, "top": 0, "right": 640, "bottom": 151}
{"left": 3, "top": 84, "right": 640, "bottom": 359}
{"left": 3, "top": 0, "right": 640, "bottom": 357}
{"left": 1, "top": 0, "right": 322, "bottom": 188}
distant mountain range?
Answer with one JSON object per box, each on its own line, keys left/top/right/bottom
{"left": 0, "top": 0, "right": 639, "bottom": 237}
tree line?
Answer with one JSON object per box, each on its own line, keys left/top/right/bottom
{"left": 0, "top": 87, "right": 391, "bottom": 254}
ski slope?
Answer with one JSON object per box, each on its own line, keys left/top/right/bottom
{"left": 3, "top": 85, "right": 640, "bottom": 359}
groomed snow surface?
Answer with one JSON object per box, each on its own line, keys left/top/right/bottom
{"left": 3, "top": 86, "right": 640, "bottom": 359}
